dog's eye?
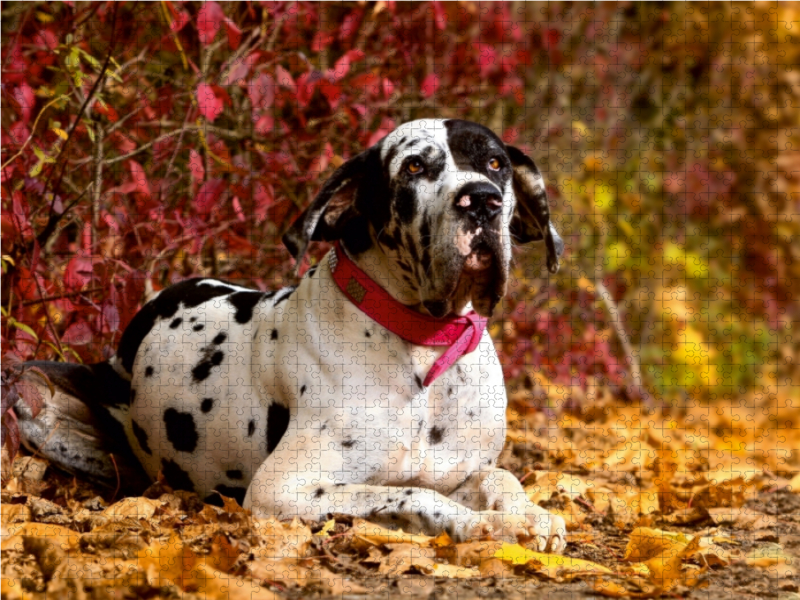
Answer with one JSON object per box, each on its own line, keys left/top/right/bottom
{"left": 488, "top": 158, "right": 502, "bottom": 171}
{"left": 407, "top": 159, "right": 424, "bottom": 174}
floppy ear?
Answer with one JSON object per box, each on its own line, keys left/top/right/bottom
{"left": 282, "top": 148, "right": 375, "bottom": 267}
{"left": 506, "top": 145, "right": 564, "bottom": 274}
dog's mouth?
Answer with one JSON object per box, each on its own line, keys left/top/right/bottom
{"left": 422, "top": 239, "right": 508, "bottom": 318}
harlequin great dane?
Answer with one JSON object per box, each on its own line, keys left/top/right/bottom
{"left": 16, "top": 119, "right": 567, "bottom": 551}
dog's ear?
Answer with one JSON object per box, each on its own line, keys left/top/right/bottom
{"left": 282, "top": 148, "right": 376, "bottom": 267}
{"left": 506, "top": 145, "right": 564, "bottom": 274}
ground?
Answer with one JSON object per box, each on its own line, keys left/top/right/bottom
{"left": 2, "top": 401, "right": 799, "bottom": 600}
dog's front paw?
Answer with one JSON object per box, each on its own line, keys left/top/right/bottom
{"left": 457, "top": 507, "right": 566, "bottom": 553}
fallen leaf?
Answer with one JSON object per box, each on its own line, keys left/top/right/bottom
{"left": 351, "top": 519, "right": 434, "bottom": 546}
{"left": 252, "top": 517, "right": 312, "bottom": 560}
{"left": 1, "top": 522, "right": 80, "bottom": 552}
{"left": 103, "top": 496, "right": 160, "bottom": 520}
{"left": 708, "top": 507, "right": 778, "bottom": 530}
{"left": 743, "top": 543, "right": 796, "bottom": 575}
{"left": 494, "top": 542, "right": 612, "bottom": 579}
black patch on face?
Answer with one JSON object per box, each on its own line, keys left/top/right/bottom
{"left": 227, "top": 290, "right": 263, "bottom": 324}
{"left": 190, "top": 317, "right": 197, "bottom": 322}
{"left": 200, "top": 398, "right": 214, "bottom": 413}
{"left": 130, "top": 388, "right": 137, "bottom": 404}
{"left": 247, "top": 419, "right": 255, "bottom": 437}
{"left": 266, "top": 402, "right": 290, "bottom": 454}
{"left": 205, "top": 485, "right": 247, "bottom": 507}
{"left": 226, "top": 469, "right": 243, "bottom": 480}
{"left": 314, "top": 487, "right": 326, "bottom": 498}
{"left": 428, "top": 426, "right": 445, "bottom": 445}
{"left": 164, "top": 408, "right": 199, "bottom": 453}
{"left": 144, "top": 366, "right": 154, "bottom": 377}
{"left": 394, "top": 186, "right": 417, "bottom": 224}
{"left": 193, "top": 323, "right": 204, "bottom": 331}
{"left": 414, "top": 374, "right": 424, "bottom": 391}
{"left": 161, "top": 458, "right": 195, "bottom": 492}
{"left": 271, "top": 329, "right": 278, "bottom": 341}
{"left": 131, "top": 419, "right": 151, "bottom": 454}
{"left": 341, "top": 438, "right": 356, "bottom": 449}
{"left": 212, "top": 332, "right": 227, "bottom": 345}
{"left": 273, "top": 286, "right": 296, "bottom": 306}
{"left": 444, "top": 119, "right": 510, "bottom": 187}
{"left": 169, "top": 317, "right": 182, "bottom": 329}
{"left": 306, "top": 265, "right": 318, "bottom": 278}
{"left": 117, "top": 279, "right": 236, "bottom": 373}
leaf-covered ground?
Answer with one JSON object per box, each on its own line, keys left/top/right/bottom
{"left": 2, "top": 399, "right": 799, "bottom": 600}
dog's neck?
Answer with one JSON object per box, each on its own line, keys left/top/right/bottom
{"left": 338, "top": 241, "right": 473, "bottom": 317}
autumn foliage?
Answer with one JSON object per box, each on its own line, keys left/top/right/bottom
{"left": 1, "top": 3, "right": 798, "bottom": 411}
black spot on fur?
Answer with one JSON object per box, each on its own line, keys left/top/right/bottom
{"left": 131, "top": 420, "right": 151, "bottom": 454}
{"left": 193, "top": 323, "right": 204, "bottom": 331}
{"left": 117, "top": 279, "right": 236, "bottom": 373}
{"left": 365, "top": 330, "right": 371, "bottom": 338}
{"left": 270, "top": 329, "right": 278, "bottom": 341}
{"left": 341, "top": 439, "right": 356, "bottom": 449}
{"left": 228, "top": 290, "right": 263, "bottom": 324}
{"left": 314, "top": 487, "right": 326, "bottom": 498}
{"left": 212, "top": 332, "right": 227, "bottom": 345}
{"left": 398, "top": 500, "right": 406, "bottom": 509}
{"left": 335, "top": 483, "right": 347, "bottom": 487}
{"left": 161, "top": 458, "right": 195, "bottom": 492}
{"left": 169, "top": 317, "right": 182, "bottom": 329}
{"left": 200, "top": 398, "right": 214, "bottom": 413}
{"left": 190, "top": 317, "right": 197, "bottom": 322}
{"left": 300, "top": 385, "right": 307, "bottom": 396}
{"left": 130, "top": 388, "right": 137, "bottom": 404}
{"left": 307, "top": 265, "right": 318, "bottom": 278}
{"left": 247, "top": 420, "right": 255, "bottom": 436}
{"left": 428, "top": 426, "right": 445, "bottom": 445}
{"left": 164, "top": 408, "right": 198, "bottom": 452}
{"left": 191, "top": 340, "right": 226, "bottom": 382}
{"left": 405, "top": 489, "right": 414, "bottom": 496}
{"left": 394, "top": 186, "right": 417, "bottom": 224}
{"left": 266, "top": 403, "right": 290, "bottom": 454}
{"left": 226, "top": 469, "right": 243, "bottom": 480}
{"left": 414, "top": 374, "right": 424, "bottom": 391}
{"left": 205, "top": 485, "right": 247, "bottom": 507}
{"left": 144, "top": 366, "right": 154, "bottom": 377}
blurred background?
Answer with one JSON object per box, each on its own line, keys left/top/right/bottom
{"left": 2, "top": 2, "right": 798, "bottom": 414}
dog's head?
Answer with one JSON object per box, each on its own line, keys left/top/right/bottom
{"left": 283, "top": 119, "right": 564, "bottom": 318}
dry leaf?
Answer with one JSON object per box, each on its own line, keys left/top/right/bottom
{"left": 743, "top": 543, "right": 796, "bottom": 576}
{"left": 1, "top": 522, "right": 80, "bottom": 552}
{"left": 1, "top": 503, "right": 31, "bottom": 524}
{"left": 623, "top": 527, "right": 700, "bottom": 591}
{"left": 789, "top": 472, "right": 800, "bottom": 492}
{"left": 252, "top": 517, "right": 312, "bottom": 560}
{"left": 708, "top": 507, "right": 778, "bottom": 530}
{"left": 103, "top": 496, "right": 161, "bottom": 520}
{"left": 494, "top": 542, "right": 612, "bottom": 579}
{"left": 351, "top": 519, "right": 434, "bottom": 546}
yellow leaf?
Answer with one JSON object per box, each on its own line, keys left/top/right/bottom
{"left": 316, "top": 519, "right": 336, "bottom": 538}
{"left": 494, "top": 543, "right": 612, "bottom": 578}
{"left": 52, "top": 127, "right": 68, "bottom": 140}
{"left": 351, "top": 519, "right": 434, "bottom": 546}
{"left": 1, "top": 522, "right": 80, "bottom": 552}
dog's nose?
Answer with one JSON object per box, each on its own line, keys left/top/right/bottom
{"left": 454, "top": 182, "right": 503, "bottom": 222}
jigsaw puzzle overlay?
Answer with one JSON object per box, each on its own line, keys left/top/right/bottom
{"left": 2, "top": 3, "right": 798, "bottom": 599}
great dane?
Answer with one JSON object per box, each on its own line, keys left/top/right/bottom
{"left": 16, "top": 119, "right": 566, "bottom": 551}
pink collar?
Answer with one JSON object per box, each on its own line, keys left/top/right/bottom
{"left": 330, "top": 243, "right": 488, "bottom": 387}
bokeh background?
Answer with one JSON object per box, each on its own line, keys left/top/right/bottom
{"left": 2, "top": 2, "right": 798, "bottom": 413}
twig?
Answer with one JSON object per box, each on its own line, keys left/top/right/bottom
{"left": 37, "top": 3, "right": 119, "bottom": 247}
{"left": 594, "top": 278, "right": 645, "bottom": 396}
{"left": 21, "top": 287, "right": 104, "bottom": 307}
{"left": 92, "top": 124, "right": 104, "bottom": 250}
{"left": 1, "top": 95, "right": 70, "bottom": 170}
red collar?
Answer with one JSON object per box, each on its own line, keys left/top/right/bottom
{"left": 330, "top": 243, "right": 488, "bottom": 387}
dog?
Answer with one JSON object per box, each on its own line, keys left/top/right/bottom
{"left": 16, "top": 119, "right": 566, "bottom": 551}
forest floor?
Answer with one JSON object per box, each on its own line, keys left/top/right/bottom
{"left": 2, "top": 400, "right": 799, "bottom": 600}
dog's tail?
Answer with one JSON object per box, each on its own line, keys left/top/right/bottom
{"left": 12, "top": 359, "right": 150, "bottom": 493}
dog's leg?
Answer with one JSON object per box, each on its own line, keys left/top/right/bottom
{"left": 447, "top": 468, "right": 567, "bottom": 552}
{"left": 245, "top": 470, "right": 564, "bottom": 548}
{"left": 13, "top": 361, "right": 150, "bottom": 492}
